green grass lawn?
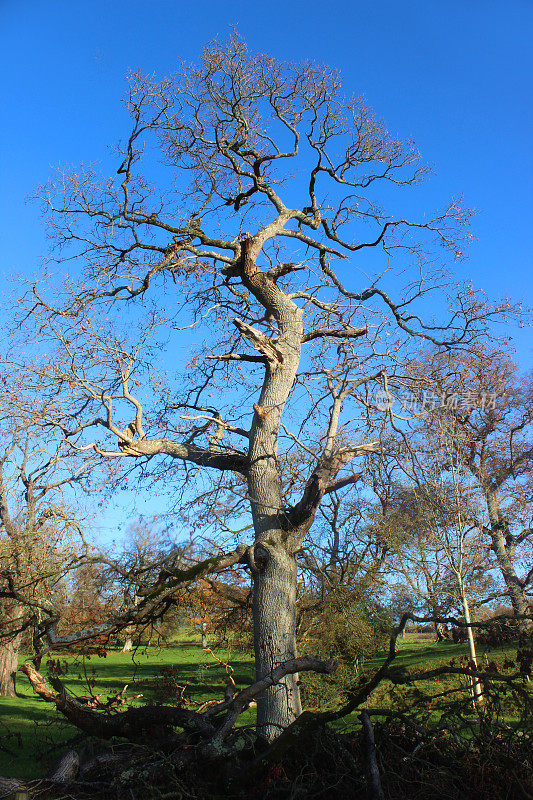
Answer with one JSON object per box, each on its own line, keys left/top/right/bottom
{"left": 301, "top": 630, "right": 530, "bottom": 732}
{"left": 0, "top": 633, "right": 254, "bottom": 779}
{"left": 0, "top": 631, "right": 528, "bottom": 780}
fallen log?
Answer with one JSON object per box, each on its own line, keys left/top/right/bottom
{"left": 46, "top": 749, "right": 79, "bottom": 782}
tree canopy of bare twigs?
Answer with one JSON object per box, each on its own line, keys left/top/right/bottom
{"left": 8, "top": 35, "right": 520, "bottom": 738}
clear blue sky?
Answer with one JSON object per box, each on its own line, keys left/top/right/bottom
{"left": 1, "top": 0, "right": 531, "bottom": 362}
{"left": 1, "top": 0, "right": 532, "bottom": 537}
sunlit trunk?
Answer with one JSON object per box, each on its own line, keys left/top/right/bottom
{"left": 458, "top": 579, "right": 483, "bottom": 705}
{"left": 0, "top": 603, "right": 23, "bottom": 697}
{"left": 253, "top": 543, "right": 301, "bottom": 741}
{"left": 486, "top": 491, "right": 531, "bottom": 629}
{"left": 245, "top": 286, "right": 304, "bottom": 741}
{"left": 121, "top": 593, "right": 139, "bottom": 652}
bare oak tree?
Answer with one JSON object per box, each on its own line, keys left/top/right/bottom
{"left": 19, "top": 37, "right": 509, "bottom": 738}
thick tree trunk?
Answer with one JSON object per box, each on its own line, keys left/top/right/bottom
{"left": 240, "top": 260, "right": 304, "bottom": 740}
{"left": 239, "top": 239, "right": 306, "bottom": 740}
{"left": 0, "top": 637, "right": 21, "bottom": 697}
{"left": 253, "top": 543, "right": 301, "bottom": 741}
{"left": 0, "top": 604, "right": 23, "bottom": 697}
{"left": 485, "top": 491, "right": 531, "bottom": 626}
{"left": 491, "top": 528, "right": 530, "bottom": 618}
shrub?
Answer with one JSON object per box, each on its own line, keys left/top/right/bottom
{"left": 299, "top": 596, "right": 390, "bottom": 707}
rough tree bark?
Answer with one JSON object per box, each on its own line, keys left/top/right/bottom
{"left": 0, "top": 602, "right": 23, "bottom": 697}
{"left": 253, "top": 545, "right": 301, "bottom": 739}
{"left": 434, "top": 619, "right": 449, "bottom": 643}
{"left": 429, "top": 599, "right": 449, "bottom": 642}
{"left": 242, "top": 240, "right": 305, "bottom": 739}
{"left": 485, "top": 489, "right": 532, "bottom": 623}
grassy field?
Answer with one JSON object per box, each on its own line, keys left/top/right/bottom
{"left": 0, "top": 631, "right": 526, "bottom": 780}
{"left": 0, "top": 632, "right": 254, "bottom": 779}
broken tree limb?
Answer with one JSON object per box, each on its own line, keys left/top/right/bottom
{"left": 21, "top": 656, "right": 338, "bottom": 750}
{"left": 302, "top": 326, "right": 367, "bottom": 343}
{"left": 46, "top": 750, "right": 79, "bottom": 783}
{"left": 180, "top": 413, "right": 250, "bottom": 440}
{"left": 33, "top": 543, "right": 252, "bottom": 655}
{"left": 360, "top": 711, "right": 385, "bottom": 800}
{"left": 209, "top": 656, "right": 338, "bottom": 742}
{"left": 233, "top": 318, "right": 284, "bottom": 364}
{"left": 0, "top": 777, "right": 24, "bottom": 798}
{"left": 21, "top": 663, "right": 216, "bottom": 740}
{"left": 206, "top": 352, "right": 267, "bottom": 364}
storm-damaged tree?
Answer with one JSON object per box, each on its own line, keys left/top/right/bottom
{"left": 18, "top": 37, "right": 512, "bottom": 739}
